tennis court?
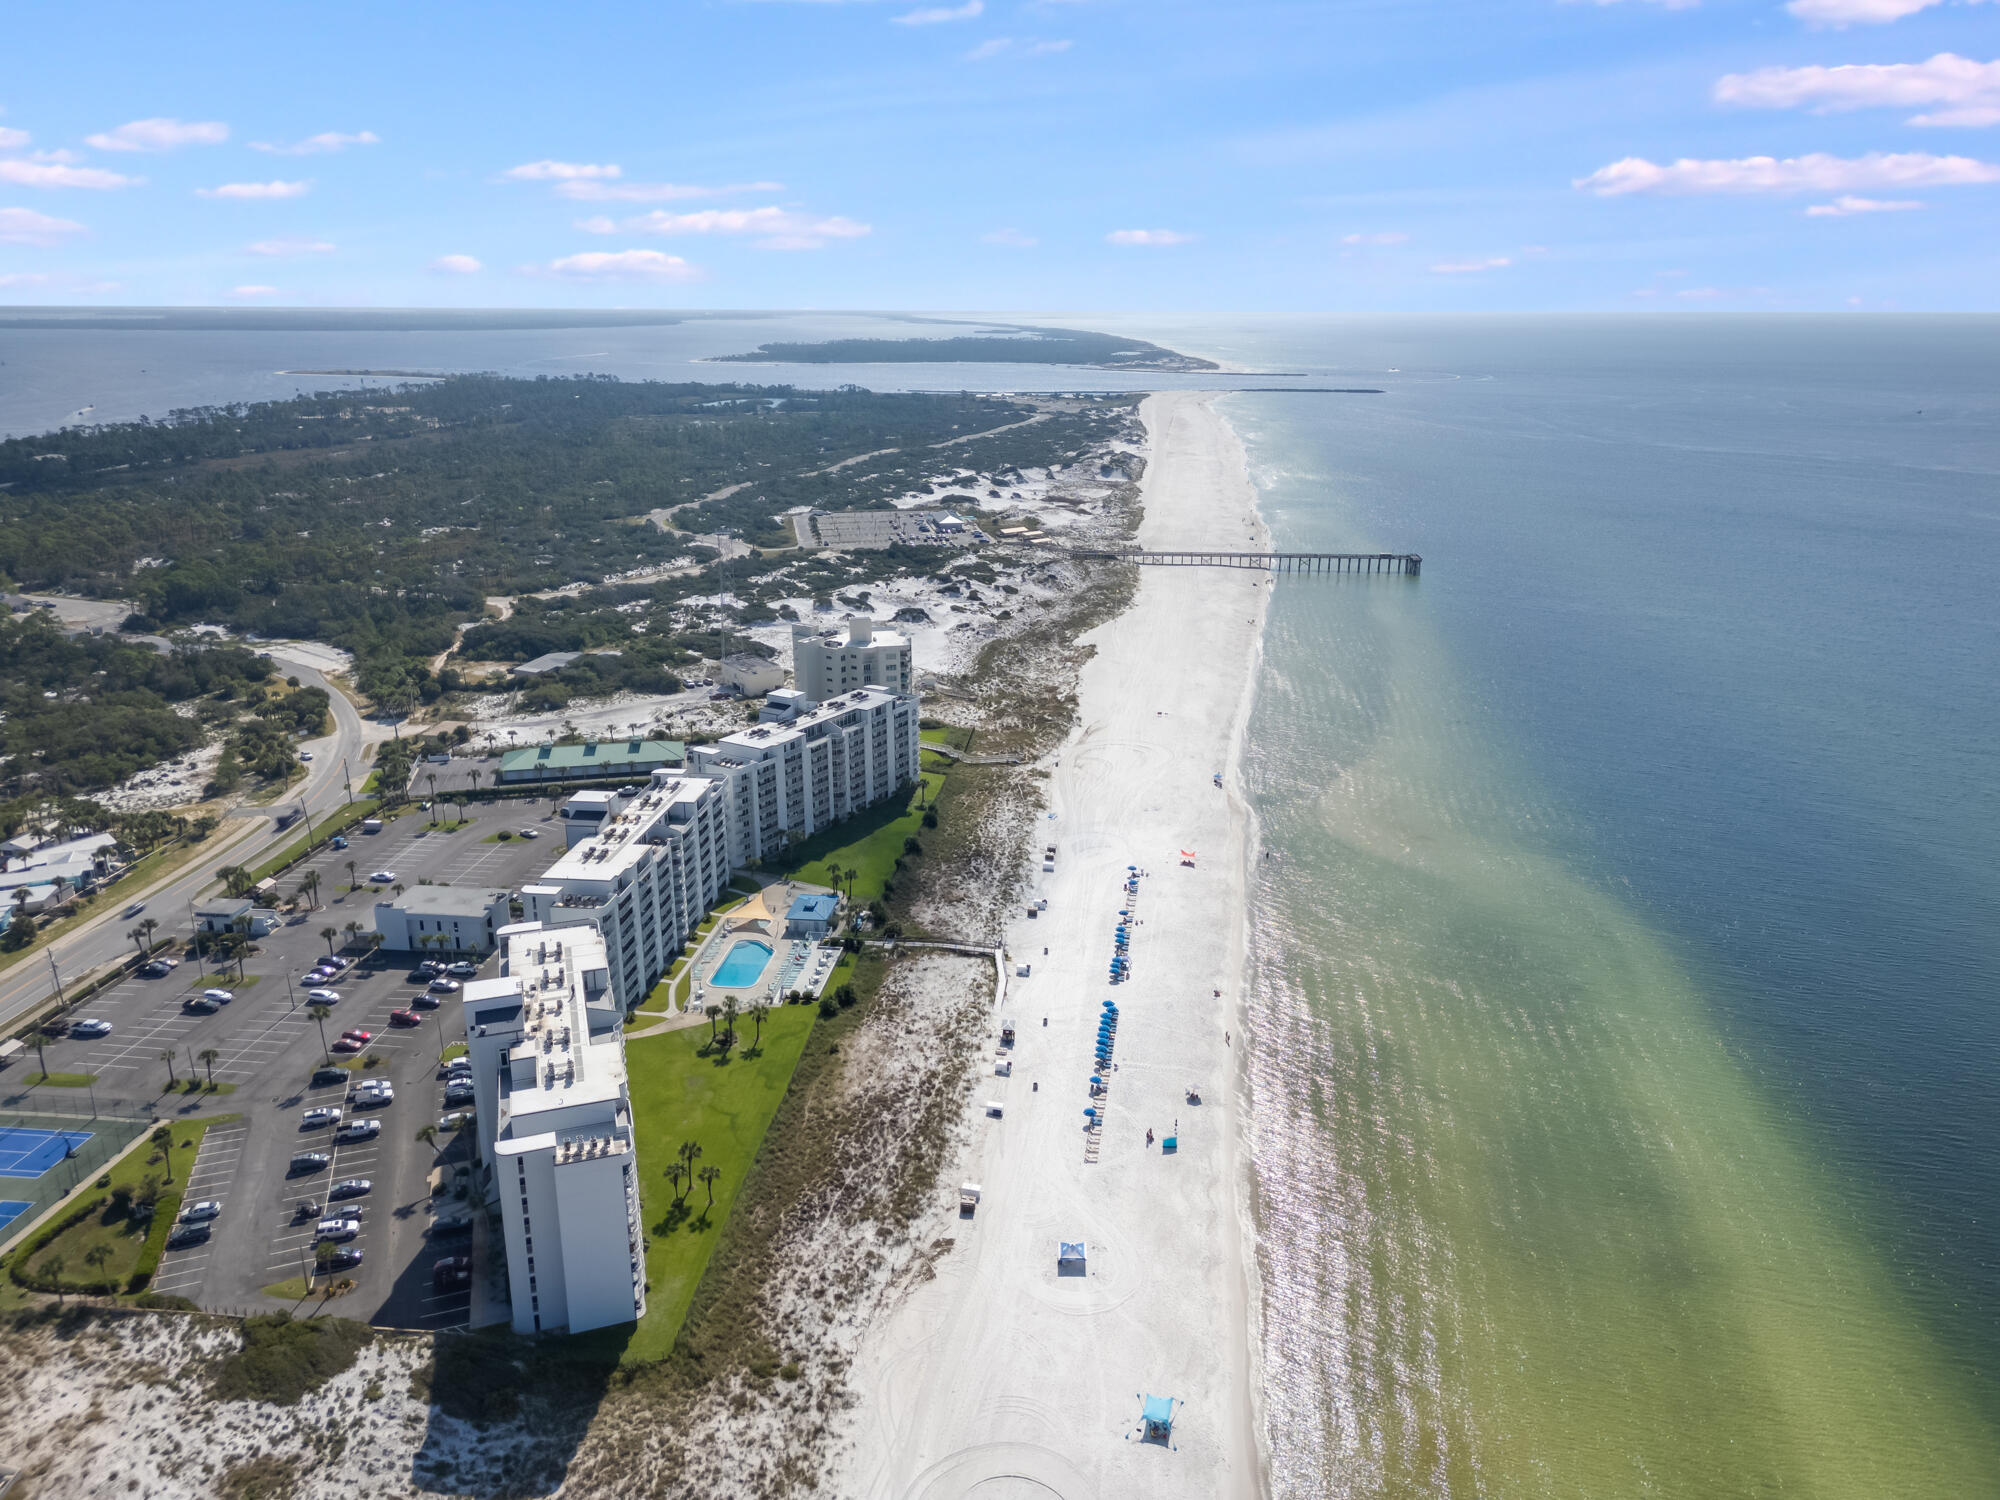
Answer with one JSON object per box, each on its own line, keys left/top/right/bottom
{"left": 0, "top": 1125, "right": 95, "bottom": 1178}
{"left": 0, "top": 1200, "right": 31, "bottom": 1234}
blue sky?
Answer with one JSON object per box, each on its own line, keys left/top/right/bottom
{"left": 2, "top": 0, "right": 1995, "bottom": 310}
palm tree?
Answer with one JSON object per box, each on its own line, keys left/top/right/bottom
{"left": 320, "top": 925, "right": 339, "bottom": 955}
{"left": 307, "top": 1003, "right": 333, "bottom": 1064}
{"left": 425, "top": 772, "right": 439, "bottom": 812}
{"left": 343, "top": 920, "right": 362, "bottom": 950}
{"left": 128, "top": 924, "right": 149, "bottom": 958}
{"left": 392, "top": 882, "right": 406, "bottom": 897}
{"left": 704, "top": 1004, "right": 722, "bottom": 1044}
{"left": 665, "top": 1159, "right": 688, "bottom": 1205}
{"left": 199, "top": 1047, "right": 220, "bottom": 1088}
{"left": 83, "top": 1242, "right": 112, "bottom": 1294}
{"left": 468, "top": 769, "right": 482, "bottom": 798}
{"left": 720, "top": 997, "right": 740, "bottom": 1058}
{"left": 139, "top": 916, "right": 159, "bottom": 951}
{"left": 676, "top": 1139, "right": 702, "bottom": 1205}
{"left": 159, "top": 1048, "right": 178, "bottom": 1089}
{"left": 698, "top": 1164, "right": 721, "bottom": 1211}
{"left": 345, "top": 859, "right": 358, "bottom": 892}
{"left": 43, "top": 1253, "right": 66, "bottom": 1306}
{"left": 748, "top": 1000, "right": 770, "bottom": 1052}
{"left": 151, "top": 1124, "right": 176, "bottom": 1183}
{"left": 415, "top": 1124, "right": 440, "bottom": 1160}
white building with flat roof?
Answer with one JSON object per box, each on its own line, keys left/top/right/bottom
{"left": 791, "top": 616, "right": 913, "bottom": 701}
{"left": 520, "top": 770, "right": 731, "bottom": 1010}
{"left": 460, "top": 923, "right": 644, "bottom": 1336}
{"left": 688, "top": 687, "right": 922, "bottom": 867}
{"left": 372, "top": 887, "right": 510, "bottom": 955}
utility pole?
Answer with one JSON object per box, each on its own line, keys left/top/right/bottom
{"left": 285, "top": 973, "right": 298, "bottom": 1013}
{"left": 47, "top": 951, "right": 67, "bottom": 1013}
{"left": 342, "top": 760, "right": 354, "bottom": 806}
{"left": 297, "top": 799, "right": 316, "bottom": 850}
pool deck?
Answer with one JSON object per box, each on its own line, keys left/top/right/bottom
{"left": 681, "top": 878, "right": 842, "bottom": 1010}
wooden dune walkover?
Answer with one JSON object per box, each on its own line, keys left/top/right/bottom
{"left": 1078, "top": 548, "right": 1422, "bottom": 576}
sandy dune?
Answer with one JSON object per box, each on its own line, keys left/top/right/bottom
{"left": 839, "top": 391, "right": 1271, "bottom": 1498}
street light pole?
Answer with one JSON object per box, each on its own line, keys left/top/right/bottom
{"left": 46, "top": 951, "right": 67, "bottom": 1013}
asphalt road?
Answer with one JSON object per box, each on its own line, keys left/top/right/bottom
{"left": 0, "top": 655, "right": 380, "bottom": 1036}
{"left": 18, "top": 811, "right": 560, "bottom": 1326}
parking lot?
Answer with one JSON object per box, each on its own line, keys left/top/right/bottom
{"left": 23, "top": 802, "right": 562, "bottom": 1327}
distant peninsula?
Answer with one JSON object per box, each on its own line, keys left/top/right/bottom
{"left": 714, "top": 324, "right": 1219, "bottom": 373}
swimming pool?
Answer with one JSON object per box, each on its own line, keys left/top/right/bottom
{"left": 712, "top": 938, "right": 775, "bottom": 989}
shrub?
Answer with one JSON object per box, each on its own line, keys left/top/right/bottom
{"left": 902, "top": 835, "right": 923, "bottom": 856}
{"left": 817, "top": 996, "right": 839, "bottom": 1019}
{"left": 209, "top": 1312, "right": 372, "bottom": 1406}
{"left": 922, "top": 810, "right": 938, "bottom": 829}
{"left": 834, "top": 984, "right": 858, "bottom": 1010}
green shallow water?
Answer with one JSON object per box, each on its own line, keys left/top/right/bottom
{"left": 1222, "top": 318, "right": 2000, "bottom": 1497}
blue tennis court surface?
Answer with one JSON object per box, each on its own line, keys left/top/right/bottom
{"left": 0, "top": 1201, "right": 31, "bottom": 1233}
{"left": 0, "top": 1126, "right": 95, "bottom": 1178}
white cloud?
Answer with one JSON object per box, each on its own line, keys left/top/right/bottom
{"left": 1430, "top": 256, "right": 1512, "bottom": 272}
{"left": 197, "top": 179, "right": 312, "bottom": 199}
{"left": 0, "top": 127, "right": 27, "bottom": 150}
{"left": 248, "top": 237, "right": 336, "bottom": 255}
{"left": 251, "top": 130, "right": 382, "bottom": 155}
{"left": 1106, "top": 228, "right": 1194, "bottom": 245}
{"left": 1574, "top": 150, "right": 2000, "bottom": 194}
{"left": 895, "top": 0, "right": 982, "bottom": 22}
{"left": 1805, "top": 193, "right": 1925, "bottom": 213}
{"left": 231, "top": 284, "right": 281, "bottom": 297}
{"left": 967, "top": 37, "right": 1014, "bottom": 59}
{"left": 615, "top": 205, "right": 872, "bottom": 249}
{"left": 429, "top": 254, "right": 483, "bottom": 274}
{"left": 541, "top": 249, "right": 702, "bottom": 281}
{"left": 1027, "top": 39, "right": 1073, "bottom": 54}
{"left": 1341, "top": 230, "right": 1409, "bottom": 245}
{"left": 0, "top": 206, "right": 87, "bottom": 245}
{"left": 85, "top": 118, "right": 228, "bottom": 152}
{"left": 555, "top": 178, "right": 784, "bottom": 202}
{"left": 0, "top": 159, "right": 141, "bottom": 189}
{"left": 1716, "top": 54, "right": 2000, "bottom": 126}
{"left": 503, "top": 160, "right": 621, "bottom": 181}
{"left": 983, "top": 227, "right": 1039, "bottom": 246}
{"left": 576, "top": 215, "right": 619, "bottom": 234}
{"left": 1786, "top": 0, "right": 1940, "bottom": 24}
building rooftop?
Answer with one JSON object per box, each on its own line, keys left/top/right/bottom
{"left": 787, "top": 893, "right": 839, "bottom": 922}
{"left": 707, "top": 687, "right": 906, "bottom": 759}
{"left": 499, "top": 739, "right": 685, "bottom": 776}
{"left": 493, "top": 927, "right": 625, "bottom": 1123}
{"left": 511, "top": 651, "right": 581, "bottom": 676}
{"left": 539, "top": 775, "right": 716, "bottom": 886}
{"left": 379, "top": 886, "right": 508, "bottom": 917}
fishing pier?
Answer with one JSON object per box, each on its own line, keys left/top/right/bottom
{"left": 1082, "top": 548, "right": 1421, "bottom": 576}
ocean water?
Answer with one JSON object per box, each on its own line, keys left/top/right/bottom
{"left": 4, "top": 311, "right": 1995, "bottom": 1495}
{"left": 1209, "top": 317, "right": 2000, "bottom": 1498}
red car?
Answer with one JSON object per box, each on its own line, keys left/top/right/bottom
{"left": 331, "top": 1028, "right": 373, "bottom": 1053}
{"left": 389, "top": 1009, "right": 420, "bottom": 1027}
{"left": 340, "top": 1028, "right": 373, "bottom": 1044}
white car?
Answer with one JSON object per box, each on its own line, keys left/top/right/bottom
{"left": 180, "top": 1199, "right": 223, "bottom": 1222}
{"left": 69, "top": 1018, "right": 113, "bottom": 1039}
{"left": 518, "top": 828, "right": 540, "bottom": 839}
{"left": 202, "top": 988, "right": 235, "bottom": 1004}
{"left": 301, "top": 1106, "right": 343, "bottom": 1129}
{"left": 350, "top": 1083, "right": 394, "bottom": 1106}
{"left": 307, "top": 987, "right": 342, "bottom": 1004}
{"left": 299, "top": 749, "right": 314, "bottom": 761}
{"left": 334, "top": 1119, "right": 382, "bottom": 1143}
{"left": 428, "top": 977, "right": 461, "bottom": 995}
{"left": 315, "top": 1217, "right": 361, "bottom": 1242}
{"left": 368, "top": 870, "right": 395, "bottom": 884}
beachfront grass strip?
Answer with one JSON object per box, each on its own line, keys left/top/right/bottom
{"left": 618, "top": 1003, "right": 817, "bottom": 1365}
{"left": 776, "top": 766, "right": 945, "bottom": 907}
{"left": 8, "top": 1114, "right": 237, "bottom": 1296}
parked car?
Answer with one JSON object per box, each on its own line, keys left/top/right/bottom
{"left": 428, "top": 1212, "right": 472, "bottom": 1237}
{"left": 299, "top": 749, "right": 314, "bottom": 761}
{"left": 322, "top": 1246, "right": 363, "bottom": 1271}
{"left": 443, "top": 1083, "right": 475, "bottom": 1106}
{"left": 182, "top": 997, "right": 220, "bottom": 1015}
{"left": 428, "top": 978, "right": 461, "bottom": 996}
{"left": 334, "top": 1119, "right": 381, "bottom": 1144}
{"left": 328, "top": 1178, "right": 372, "bottom": 1200}
{"left": 438, "top": 1110, "right": 475, "bottom": 1132}
{"left": 311, "top": 1067, "right": 348, "bottom": 1087}
{"left": 166, "top": 1224, "right": 210, "bottom": 1250}
{"left": 307, "top": 988, "right": 342, "bottom": 1004}
{"left": 202, "top": 988, "right": 234, "bottom": 1005}
{"left": 389, "top": 1008, "right": 420, "bottom": 1027}
{"left": 432, "top": 1256, "right": 472, "bottom": 1289}
{"left": 140, "top": 958, "right": 177, "bottom": 977}
{"left": 438, "top": 1059, "right": 472, "bottom": 1080}
{"left": 321, "top": 955, "right": 352, "bottom": 971}
{"left": 368, "top": 870, "right": 396, "bottom": 884}
{"left": 350, "top": 1083, "right": 394, "bottom": 1107}
{"left": 301, "top": 1106, "right": 343, "bottom": 1129}
{"left": 340, "top": 1028, "right": 373, "bottom": 1045}
{"left": 288, "top": 1152, "right": 331, "bottom": 1175}
{"left": 315, "top": 1217, "right": 361, "bottom": 1242}
{"left": 518, "top": 828, "right": 540, "bottom": 839}
{"left": 69, "top": 1018, "right": 113, "bottom": 1039}
{"left": 329, "top": 834, "right": 348, "bottom": 850}
{"left": 409, "top": 992, "right": 441, "bottom": 1010}
{"left": 180, "top": 1199, "right": 223, "bottom": 1222}
{"left": 447, "top": 960, "right": 478, "bottom": 978}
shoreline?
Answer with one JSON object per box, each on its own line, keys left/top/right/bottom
{"left": 838, "top": 390, "right": 1271, "bottom": 1497}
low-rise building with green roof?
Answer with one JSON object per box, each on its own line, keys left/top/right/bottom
{"left": 497, "top": 738, "right": 686, "bottom": 785}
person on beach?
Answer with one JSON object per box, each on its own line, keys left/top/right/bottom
{"left": 1146, "top": 1128, "right": 1154, "bottom": 1146}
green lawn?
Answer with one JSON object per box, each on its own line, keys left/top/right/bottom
{"left": 12, "top": 1115, "right": 236, "bottom": 1295}
{"left": 619, "top": 1003, "right": 817, "bottom": 1364}
{"left": 774, "top": 766, "right": 945, "bottom": 906}
{"left": 17, "top": 1071, "right": 95, "bottom": 1088}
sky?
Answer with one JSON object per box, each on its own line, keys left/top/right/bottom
{"left": 1, "top": 0, "right": 1995, "bottom": 312}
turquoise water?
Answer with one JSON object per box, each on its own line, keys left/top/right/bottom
{"left": 1208, "top": 317, "right": 2000, "bottom": 1497}
{"left": 712, "top": 939, "right": 775, "bottom": 990}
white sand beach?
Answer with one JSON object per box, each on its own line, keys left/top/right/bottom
{"left": 839, "top": 391, "right": 1271, "bottom": 1498}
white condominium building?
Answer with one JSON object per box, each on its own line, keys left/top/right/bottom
{"left": 520, "top": 771, "right": 731, "bottom": 1011}
{"left": 688, "top": 687, "right": 922, "bottom": 867}
{"left": 791, "top": 616, "right": 913, "bottom": 701}
{"left": 460, "top": 923, "right": 643, "bottom": 1337}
